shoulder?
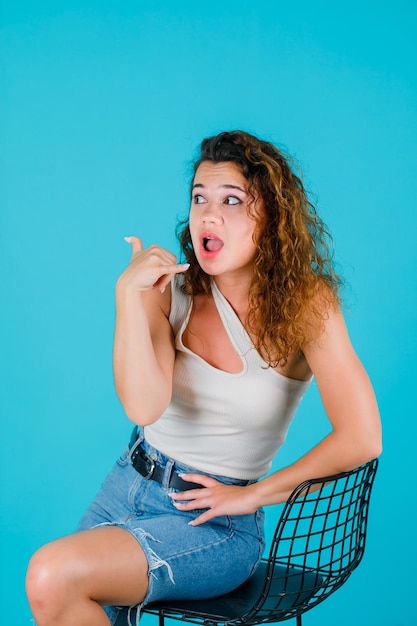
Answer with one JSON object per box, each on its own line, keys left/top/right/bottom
{"left": 167, "top": 274, "right": 192, "bottom": 332}
{"left": 301, "top": 287, "right": 368, "bottom": 404}
{"left": 299, "top": 280, "right": 342, "bottom": 343}
{"left": 300, "top": 286, "right": 381, "bottom": 460}
{"left": 301, "top": 286, "right": 349, "bottom": 355}
{"left": 138, "top": 274, "right": 185, "bottom": 317}
{"left": 297, "top": 280, "right": 359, "bottom": 380}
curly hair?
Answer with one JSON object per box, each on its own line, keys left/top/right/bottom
{"left": 177, "top": 130, "right": 343, "bottom": 367}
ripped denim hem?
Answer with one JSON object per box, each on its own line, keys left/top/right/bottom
{"left": 92, "top": 520, "right": 176, "bottom": 625}
{"left": 113, "top": 604, "right": 141, "bottom": 626}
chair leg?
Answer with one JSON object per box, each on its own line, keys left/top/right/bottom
{"left": 159, "top": 611, "right": 165, "bottom": 626}
{"left": 296, "top": 614, "right": 302, "bottom": 626}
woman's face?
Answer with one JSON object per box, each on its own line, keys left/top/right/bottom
{"left": 189, "top": 161, "right": 264, "bottom": 281}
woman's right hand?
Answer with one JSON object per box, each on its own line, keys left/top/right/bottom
{"left": 118, "top": 236, "right": 190, "bottom": 294}
{"left": 113, "top": 236, "right": 188, "bottom": 425}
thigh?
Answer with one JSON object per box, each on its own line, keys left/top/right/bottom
{"left": 129, "top": 480, "right": 265, "bottom": 603}
{"left": 75, "top": 445, "right": 264, "bottom": 607}
{"left": 32, "top": 525, "right": 149, "bottom": 607}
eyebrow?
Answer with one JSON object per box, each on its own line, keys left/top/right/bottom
{"left": 192, "top": 183, "right": 246, "bottom": 193}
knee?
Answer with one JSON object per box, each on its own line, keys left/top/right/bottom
{"left": 26, "top": 542, "right": 69, "bottom": 616}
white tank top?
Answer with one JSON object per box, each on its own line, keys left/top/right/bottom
{"left": 145, "top": 276, "right": 311, "bottom": 479}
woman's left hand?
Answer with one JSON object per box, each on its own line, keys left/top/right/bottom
{"left": 169, "top": 474, "right": 258, "bottom": 526}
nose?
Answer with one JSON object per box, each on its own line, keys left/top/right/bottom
{"left": 201, "top": 202, "right": 224, "bottom": 225}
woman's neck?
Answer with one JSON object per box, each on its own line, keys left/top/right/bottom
{"left": 212, "top": 275, "right": 251, "bottom": 324}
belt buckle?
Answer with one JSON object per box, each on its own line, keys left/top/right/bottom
{"left": 142, "top": 454, "right": 156, "bottom": 480}
{"left": 131, "top": 445, "right": 156, "bottom": 480}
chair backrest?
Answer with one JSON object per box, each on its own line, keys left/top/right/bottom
{"left": 137, "top": 459, "right": 379, "bottom": 626}
{"left": 245, "top": 458, "right": 379, "bottom": 623}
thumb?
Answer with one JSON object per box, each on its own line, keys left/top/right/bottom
{"left": 124, "top": 236, "right": 143, "bottom": 258}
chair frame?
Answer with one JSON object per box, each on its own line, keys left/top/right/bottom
{"left": 141, "top": 459, "right": 378, "bottom": 626}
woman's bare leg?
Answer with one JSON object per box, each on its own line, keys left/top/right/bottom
{"left": 26, "top": 526, "right": 149, "bottom": 626}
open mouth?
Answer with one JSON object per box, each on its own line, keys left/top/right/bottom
{"left": 202, "top": 234, "right": 224, "bottom": 253}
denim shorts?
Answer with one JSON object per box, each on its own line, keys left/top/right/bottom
{"left": 76, "top": 430, "right": 265, "bottom": 625}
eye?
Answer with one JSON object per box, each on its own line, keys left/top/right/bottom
{"left": 193, "top": 194, "right": 206, "bottom": 204}
{"left": 224, "top": 196, "right": 241, "bottom": 205}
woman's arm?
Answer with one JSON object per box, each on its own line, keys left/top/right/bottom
{"left": 247, "top": 302, "right": 382, "bottom": 507}
{"left": 113, "top": 236, "right": 189, "bottom": 426}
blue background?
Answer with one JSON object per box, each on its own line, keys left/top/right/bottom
{"left": 1, "top": 2, "right": 416, "bottom": 624}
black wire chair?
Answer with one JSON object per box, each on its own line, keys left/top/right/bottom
{"left": 120, "top": 459, "right": 378, "bottom": 626}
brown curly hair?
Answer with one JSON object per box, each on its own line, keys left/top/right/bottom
{"left": 177, "top": 130, "right": 343, "bottom": 367}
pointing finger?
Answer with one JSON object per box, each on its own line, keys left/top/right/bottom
{"left": 153, "top": 263, "right": 190, "bottom": 293}
{"left": 124, "top": 236, "right": 143, "bottom": 259}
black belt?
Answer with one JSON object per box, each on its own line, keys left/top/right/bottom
{"left": 129, "top": 430, "right": 204, "bottom": 492}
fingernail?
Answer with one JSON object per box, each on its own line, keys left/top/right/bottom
{"left": 160, "top": 287, "right": 165, "bottom": 294}
{"left": 124, "top": 236, "right": 132, "bottom": 243}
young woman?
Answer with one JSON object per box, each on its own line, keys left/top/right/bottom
{"left": 26, "top": 130, "right": 382, "bottom": 626}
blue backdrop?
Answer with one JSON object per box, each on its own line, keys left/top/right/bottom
{"left": 1, "top": 2, "right": 416, "bottom": 624}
